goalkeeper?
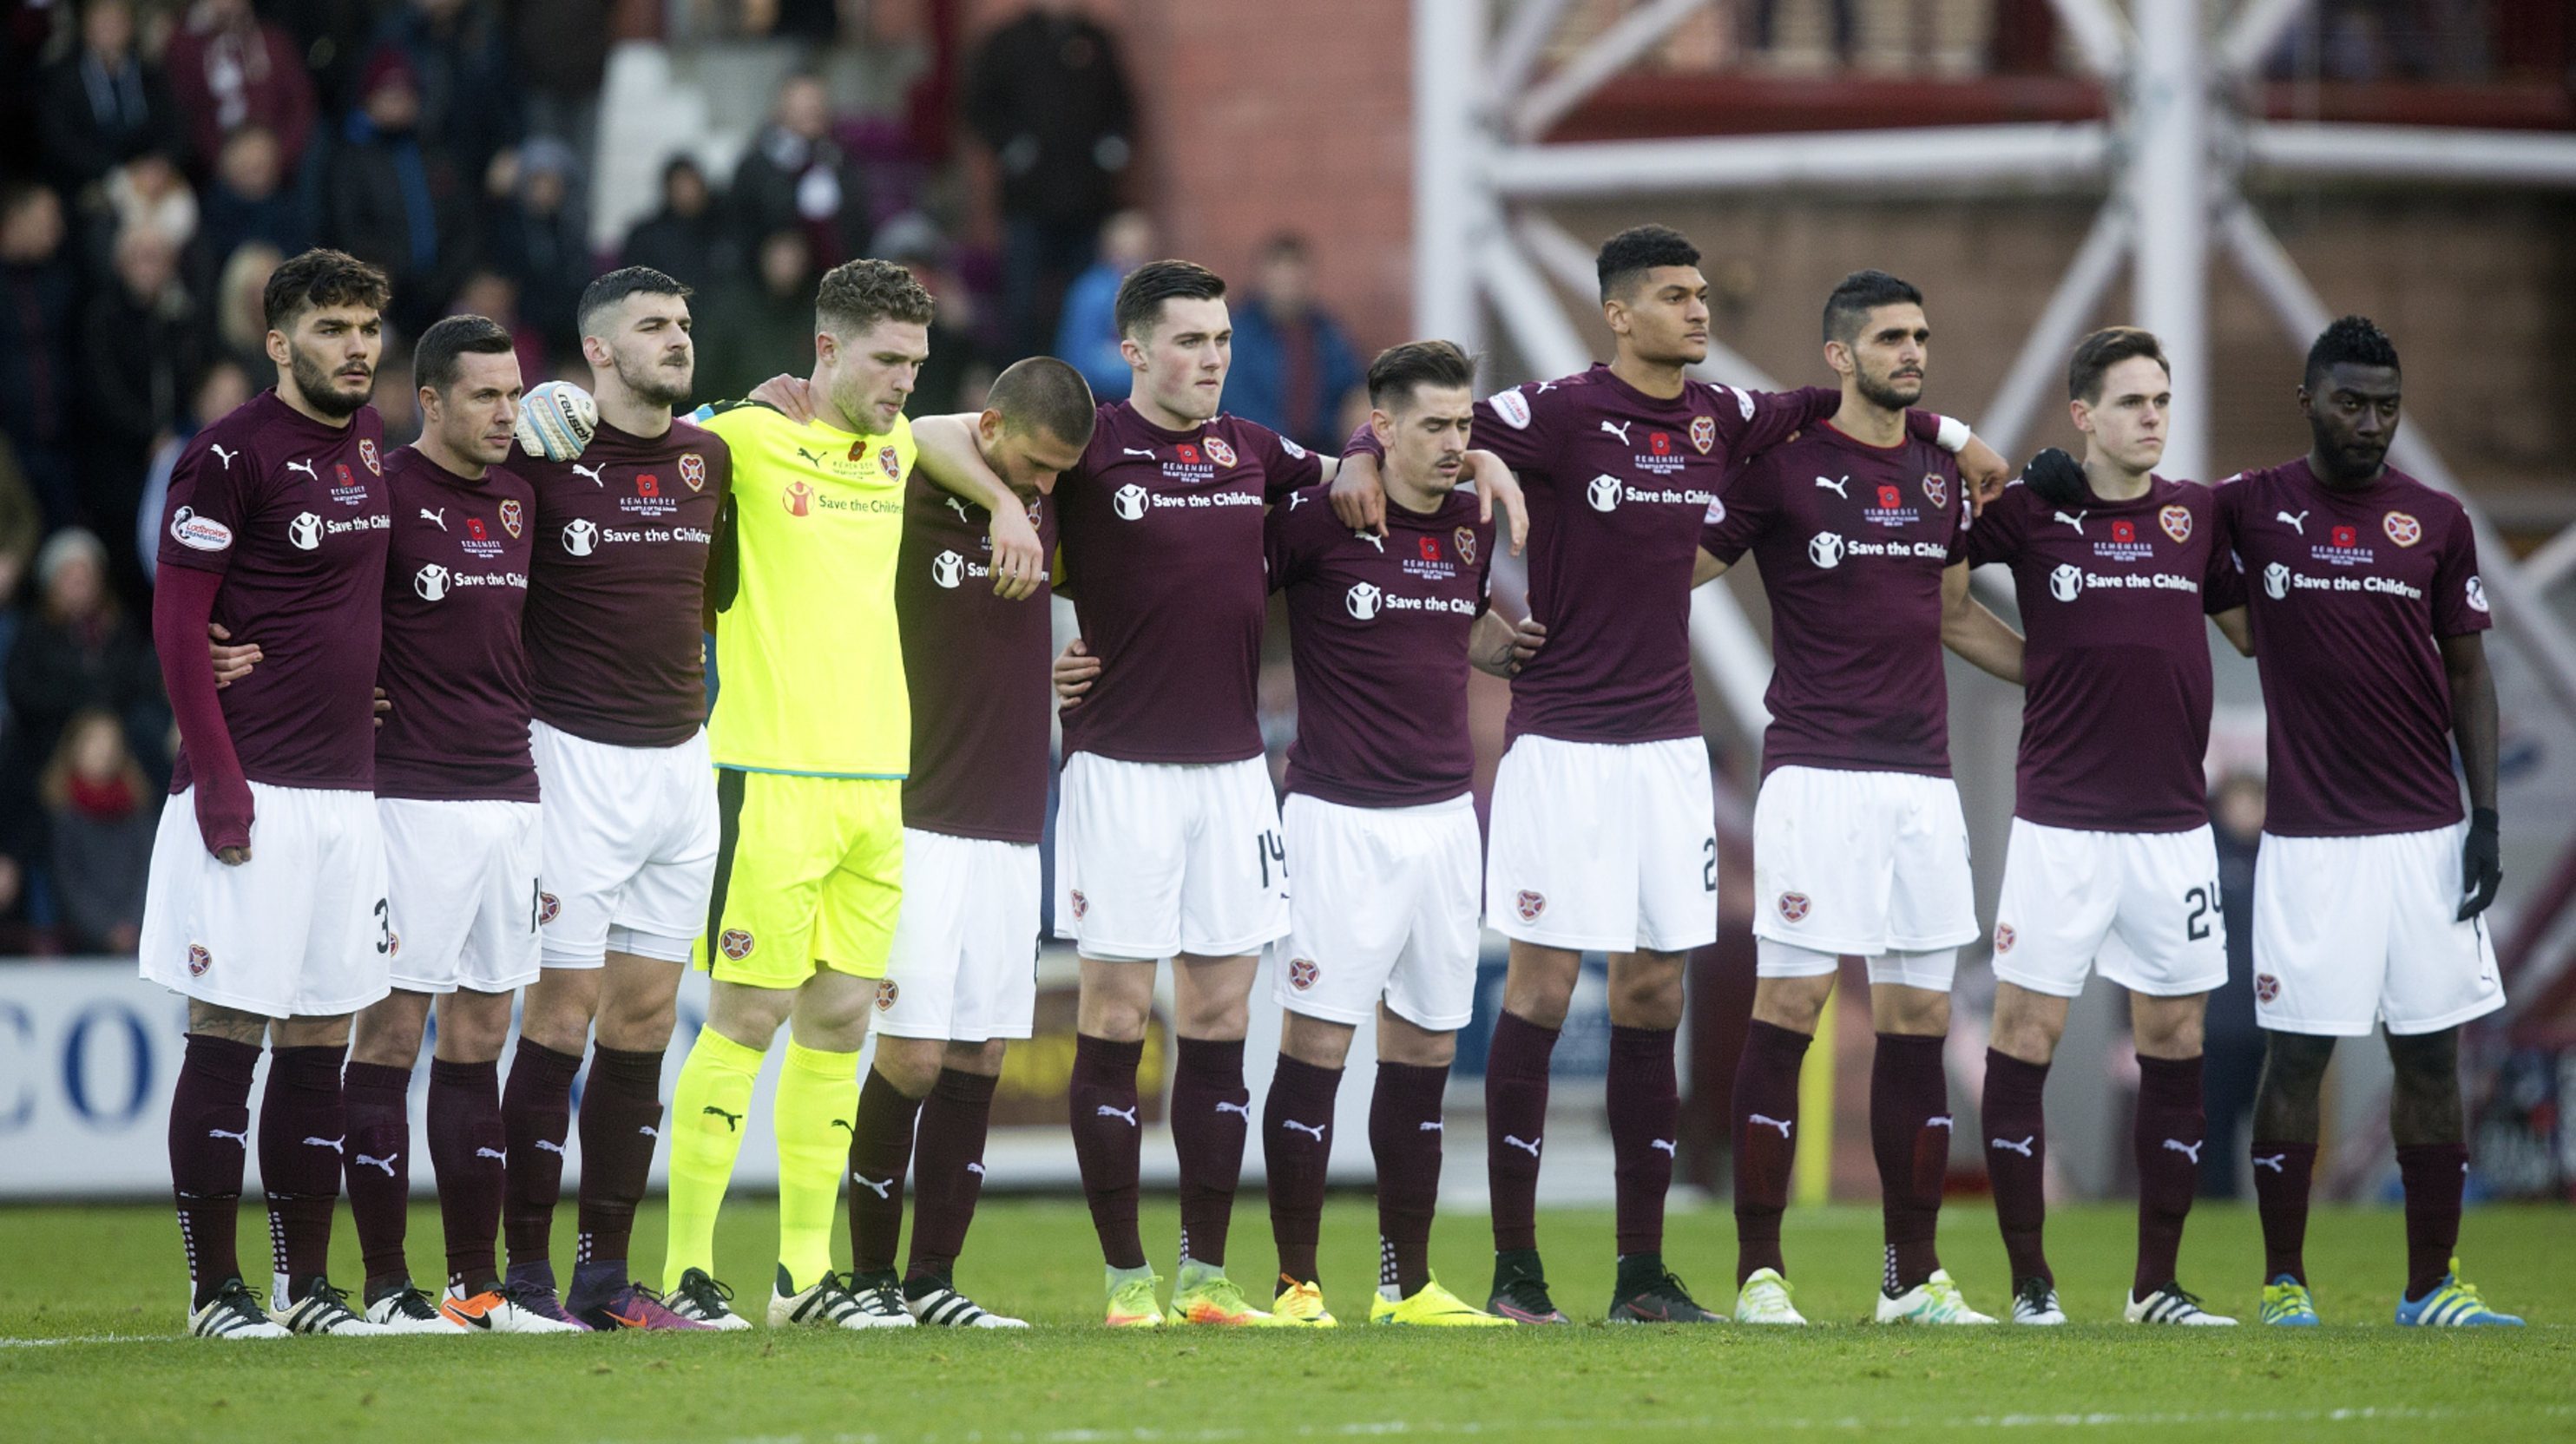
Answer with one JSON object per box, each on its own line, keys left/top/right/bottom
{"left": 649, "top": 259, "right": 1043, "bottom": 1330}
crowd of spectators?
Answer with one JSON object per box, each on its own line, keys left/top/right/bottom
{"left": 0, "top": 0, "right": 1378, "bottom": 955}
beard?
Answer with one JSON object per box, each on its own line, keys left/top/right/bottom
{"left": 1855, "top": 365, "right": 1922, "bottom": 414}
{"left": 614, "top": 348, "right": 693, "bottom": 410}
{"left": 289, "top": 344, "right": 371, "bottom": 418}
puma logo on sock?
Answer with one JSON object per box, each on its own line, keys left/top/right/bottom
{"left": 1748, "top": 1114, "right": 1793, "bottom": 1139}
{"left": 303, "top": 1135, "right": 345, "bottom": 1153}
{"left": 1502, "top": 1134, "right": 1541, "bottom": 1158}
{"left": 1281, "top": 1119, "right": 1327, "bottom": 1141}
{"left": 1094, "top": 1105, "right": 1138, "bottom": 1127}
{"left": 1649, "top": 1139, "right": 1677, "bottom": 1157}
{"left": 2162, "top": 1138, "right": 2205, "bottom": 1165}
{"left": 355, "top": 1152, "right": 398, "bottom": 1177}
{"left": 1418, "top": 1120, "right": 1443, "bottom": 1132}
{"left": 851, "top": 1173, "right": 895, "bottom": 1200}
{"left": 2253, "top": 1152, "right": 2286, "bottom": 1173}
{"left": 830, "top": 1119, "right": 854, "bottom": 1134}
{"left": 475, "top": 1146, "right": 507, "bottom": 1160}
{"left": 1990, "top": 1135, "right": 2035, "bottom": 1158}
{"left": 535, "top": 1139, "right": 568, "bottom": 1156}
{"left": 701, "top": 1106, "right": 743, "bottom": 1132}
{"left": 1214, "top": 1100, "right": 1252, "bottom": 1120}
{"left": 206, "top": 1127, "right": 249, "bottom": 1147}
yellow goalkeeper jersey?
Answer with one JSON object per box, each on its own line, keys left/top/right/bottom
{"left": 699, "top": 400, "right": 915, "bottom": 778}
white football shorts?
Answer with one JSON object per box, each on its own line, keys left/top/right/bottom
{"left": 379, "top": 797, "right": 543, "bottom": 995}
{"left": 1484, "top": 735, "right": 1717, "bottom": 954}
{"left": 1053, "top": 752, "right": 1289, "bottom": 962}
{"left": 877, "top": 828, "right": 1041, "bottom": 1042}
{"left": 1990, "top": 819, "right": 2227, "bottom": 1000}
{"left": 2251, "top": 824, "right": 2504, "bottom": 1037}
{"left": 1274, "top": 791, "right": 1481, "bottom": 1032}
{"left": 139, "top": 782, "right": 391, "bottom": 1019}
{"left": 529, "top": 719, "right": 719, "bottom": 968}
{"left": 1751, "top": 765, "right": 1978, "bottom": 962}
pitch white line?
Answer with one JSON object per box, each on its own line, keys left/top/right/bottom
{"left": 0, "top": 1334, "right": 172, "bottom": 1348}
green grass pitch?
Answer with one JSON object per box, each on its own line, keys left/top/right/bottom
{"left": 3, "top": 1198, "right": 2567, "bottom": 1442}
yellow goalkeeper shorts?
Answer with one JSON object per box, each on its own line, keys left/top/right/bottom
{"left": 705, "top": 769, "right": 904, "bottom": 988}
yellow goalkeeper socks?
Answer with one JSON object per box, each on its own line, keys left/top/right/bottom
{"left": 663, "top": 1026, "right": 764, "bottom": 1292}
{"left": 773, "top": 1039, "right": 862, "bottom": 1291}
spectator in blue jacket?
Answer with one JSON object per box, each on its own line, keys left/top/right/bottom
{"left": 1225, "top": 233, "right": 1363, "bottom": 455}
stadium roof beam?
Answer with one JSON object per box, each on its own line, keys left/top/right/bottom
{"left": 1488, "top": 122, "right": 2113, "bottom": 199}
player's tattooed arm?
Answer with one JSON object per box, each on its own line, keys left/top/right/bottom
{"left": 2210, "top": 607, "right": 2253, "bottom": 657}
{"left": 1054, "top": 637, "right": 1101, "bottom": 708}
{"left": 1469, "top": 608, "right": 1523, "bottom": 679}
{"left": 1939, "top": 560, "right": 2024, "bottom": 685}
{"left": 2443, "top": 632, "right": 2501, "bottom": 919}
{"left": 913, "top": 413, "right": 1044, "bottom": 601}
{"left": 1508, "top": 616, "right": 1547, "bottom": 673}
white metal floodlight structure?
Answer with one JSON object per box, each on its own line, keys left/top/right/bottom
{"left": 1416, "top": 0, "right": 2576, "bottom": 778}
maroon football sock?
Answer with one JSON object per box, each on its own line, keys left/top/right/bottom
{"left": 1068, "top": 1033, "right": 1147, "bottom": 1270}
{"left": 260, "top": 1045, "right": 347, "bottom": 1295}
{"left": 1981, "top": 1047, "right": 2052, "bottom": 1286}
{"left": 426, "top": 1057, "right": 503, "bottom": 1294}
{"left": 573, "top": 1045, "right": 664, "bottom": 1272}
{"left": 2251, "top": 1139, "right": 2316, "bottom": 1284}
{"left": 1262, "top": 1053, "right": 1342, "bottom": 1285}
{"left": 1483, "top": 1011, "right": 1558, "bottom": 1255}
{"left": 905, "top": 1067, "right": 1000, "bottom": 1282}
{"left": 340, "top": 1060, "right": 413, "bottom": 1292}
{"left": 1732, "top": 1020, "right": 1810, "bottom": 1285}
{"left": 1871, "top": 1033, "right": 1951, "bottom": 1295}
{"left": 1606, "top": 1026, "right": 1679, "bottom": 1258}
{"left": 847, "top": 1067, "right": 923, "bottom": 1277}
{"left": 2395, "top": 1142, "right": 2468, "bottom": 1300}
{"left": 501, "top": 1038, "right": 581, "bottom": 1270}
{"left": 1369, "top": 1060, "right": 1449, "bottom": 1297}
{"left": 2132, "top": 1053, "right": 2205, "bottom": 1296}
{"left": 171, "top": 1033, "right": 260, "bottom": 1308}
{"left": 1170, "top": 1037, "right": 1249, "bottom": 1270}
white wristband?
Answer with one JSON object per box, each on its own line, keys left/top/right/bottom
{"left": 1934, "top": 415, "right": 1973, "bottom": 454}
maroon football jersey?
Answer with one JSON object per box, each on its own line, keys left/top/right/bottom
{"left": 373, "top": 447, "right": 538, "bottom": 802}
{"left": 156, "top": 389, "right": 390, "bottom": 792}
{"left": 516, "top": 418, "right": 728, "bottom": 748}
{"left": 2216, "top": 460, "right": 2489, "bottom": 837}
{"left": 1966, "top": 476, "right": 2241, "bottom": 833}
{"left": 896, "top": 471, "right": 1059, "bottom": 843}
{"left": 1350, "top": 368, "right": 1863, "bottom": 746}
{"left": 1268, "top": 484, "right": 1495, "bottom": 809}
{"left": 1701, "top": 422, "right": 1969, "bottom": 778}
{"left": 1054, "top": 402, "right": 1322, "bottom": 764}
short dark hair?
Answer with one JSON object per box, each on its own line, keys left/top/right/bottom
{"left": 1595, "top": 225, "right": 1700, "bottom": 302}
{"left": 1114, "top": 259, "right": 1226, "bottom": 341}
{"left": 985, "top": 356, "right": 1097, "bottom": 448}
{"left": 816, "top": 257, "right": 935, "bottom": 337}
{"left": 262, "top": 247, "right": 390, "bottom": 331}
{"left": 578, "top": 266, "right": 692, "bottom": 340}
{"left": 414, "top": 313, "right": 516, "bottom": 396}
{"left": 1821, "top": 268, "right": 1923, "bottom": 345}
{"left": 2304, "top": 314, "right": 2400, "bottom": 388}
{"left": 2067, "top": 325, "right": 2170, "bottom": 403}
{"left": 1367, "top": 339, "right": 1475, "bottom": 410}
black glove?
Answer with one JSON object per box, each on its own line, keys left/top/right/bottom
{"left": 2020, "top": 447, "right": 2087, "bottom": 509}
{"left": 2458, "top": 806, "right": 2500, "bottom": 921}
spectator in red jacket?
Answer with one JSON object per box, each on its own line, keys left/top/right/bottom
{"left": 164, "top": 0, "right": 319, "bottom": 175}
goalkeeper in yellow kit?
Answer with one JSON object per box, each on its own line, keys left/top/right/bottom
{"left": 655, "top": 259, "right": 1044, "bottom": 1329}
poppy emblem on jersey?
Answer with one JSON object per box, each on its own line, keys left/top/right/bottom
{"left": 2330, "top": 524, "right": 2359, "bottom": 549}
{"left": 1922, "top": 472, "right": 1948, "bottom": 509}
{"left": 720, "top": 928, "right": 754, "bottom": 961}
{"left": 498, "top": 499, "right": 522, "bottom": 537}
{"left": 1176, "top": 443, "right": 1202, "bottom": 466}
{"left": 359, "top": 439, "right": 381, "bottom": 476}
{"left": 1204, "top": 436, "right": 1238, "bottom": 469}
{"left": 1876, "top": 484, "right": 1902, "bottom": 510}
{"left": 2383, "top": 510, "right": 2422, "bottom": 548}
{"left": 876, "top": 979, "right": 900, "bottom": 1011}
{"left": 1649, "top": 431, "right": 1672, "bottom": 456}
{"left": 1070, "top": 889, "right": 1088, "bottom": 921}
{"left": 1455, "top": 527, "right": 1478, "bottom": 567}
{"left": 636, "top": 474, "right": 660, "bottom": 497}
{"left": 679, "top": 453, "right": 706, "bottom": 491}
{"left": 466, "top": 516, "right": 488, "bottom": 542}
{"left": 187, "top": 943, "right": 213, "bottom": 977}
{"left": 2254, "top": 973, "right": 2281, "bottom": 1004}
{"left": 2160, "top": 504, "right": 2192, "bottom": 543}
{"left": 1994, "top": 923, "right": 2016, "bottom": 955}
{"left": 1515, "top": 890, "right": 1546, "bottom": 922}
{"left": 784, "top": 480, "right": 813, "bottom": 516}
{"left": 538, "top": 892, "right": 561, "bottom": 925}
{"left": 1288, "top": 956, "right": 1319, "bottom": 991}
{"left": 335, "top": 462, "right": 358, "bottom": 493}
{"left": 1418, "top": 535, "right": 1442, "bottom": 562}
{"left": 879, "top": 445, "right": 901, "bottom": 478}
{"left": 1777, "top": 891, "right": 1811, "bottom": 923}
{"left": 2111, "top": 519, "right": 2138, "bottom": 545}
{"left": 1690, "top": 416, "right": 1717, "bottom": 454}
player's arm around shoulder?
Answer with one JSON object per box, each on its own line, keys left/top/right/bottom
{"left": 1941, "top": 559, "right": 2025, "bottom": 686}
{"left": 911, "top": 411, "right": 1043, "bottom": 601}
